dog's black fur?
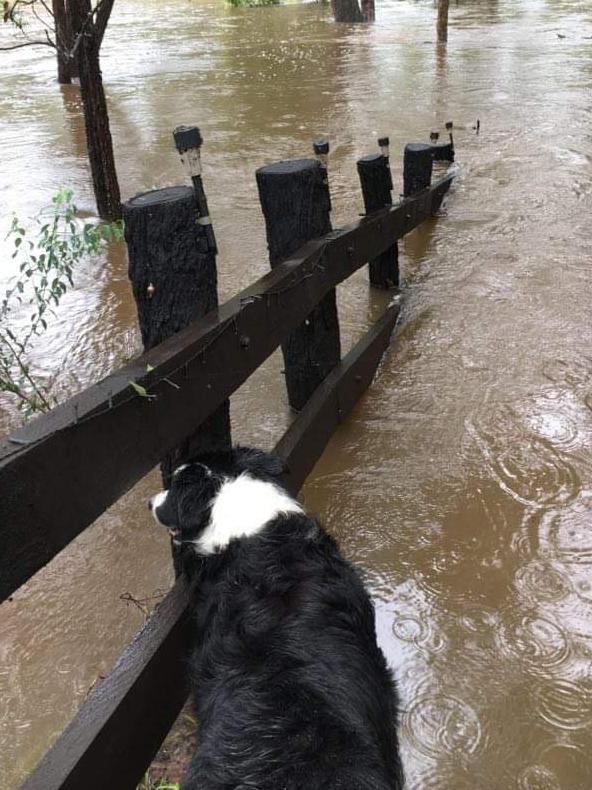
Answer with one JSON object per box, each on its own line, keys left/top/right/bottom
{"left": 151, "top": 447, "right": 403, "bottom": 790}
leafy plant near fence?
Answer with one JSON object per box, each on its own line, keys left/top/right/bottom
{"left": 0, "top": 188, "right": 123, "bottom": 419}
{"left": 138, "top": 775, "right": 179, "bottom": 790}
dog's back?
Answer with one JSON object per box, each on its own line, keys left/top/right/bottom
{"left": 149, "top": 448, "right": 403, "bottom": 789}
{"left": 184, "top": 514, "right": 402, "bottom": 790}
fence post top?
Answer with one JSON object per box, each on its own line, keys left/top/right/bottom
{"left": 173, "top": 125, "right": 203, "bottom": 153}
{"left": 313, "top": 139, "right": 330, "bottom": 156}
{"left": 405, "top": 143, "right": 433, "bottom": 154}
{"left": 123, "top": 185, "right": 194, "bottom": 212}
{"left": 256, "top": 159, "right": 321, "bottom": 177}
{"left": 357, "top": 153, "right": 385, "bottom": 166}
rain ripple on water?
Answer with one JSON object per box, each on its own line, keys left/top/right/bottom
{"left": 514, "top": 560, "right": 572, "bottom": 604}
{"left": 496, "top": 615, "right": 570, "bottom": 672}
{"left": 403, "top": 694, "right": 483, "bottom": 761}
{"left": 518, "top": 764, "right": 561, "bottom": 790}
{"left": 465, "top": 407, "right": 580, "bottom": 508}
{"left": 533, "top": 493, "right": 592, "bottom": 565}
{"left": 535, "top": 678, "right": 592, "bottom": 732}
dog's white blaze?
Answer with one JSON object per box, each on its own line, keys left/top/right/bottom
{"left": 196, "top": 473, "right": 302, "bottom": 555}
{"left": 150, "top": 490, "right": 169, "bottom": 526}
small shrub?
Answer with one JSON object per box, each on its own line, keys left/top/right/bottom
{"left": 0, "top": 188, "right": 123, "bottom": 419}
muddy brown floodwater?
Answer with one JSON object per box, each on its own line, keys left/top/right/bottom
{"left": 2, "top": 0, "right": 592, "bottom": 786}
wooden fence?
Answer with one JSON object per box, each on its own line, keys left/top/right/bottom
{"left": 1, "top": 127, "right": 456, "bottom": 789}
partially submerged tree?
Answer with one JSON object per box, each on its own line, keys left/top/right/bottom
{"left": 360, "top": 0, "right": 374, "bottom": 22}
{"left": 330, "top": 0, "right": 374, "bottom": 24}
{"left": 2, "top": 0, "right": 121, "bottom": 220}
{"left": 437, "top": 0, "right": 449, "bottom": 42}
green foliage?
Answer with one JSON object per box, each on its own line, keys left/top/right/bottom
{"left": 2, "top": 0, "right": 26, "bottom": 30}
{"left": 226, "top": 0, "right": 280, "bottom": 8}
{"left": 137, "top": 774, "right": 179, "bottom": 790}
{"left": 0, "top": 187, "right": 124, "bottom": 419}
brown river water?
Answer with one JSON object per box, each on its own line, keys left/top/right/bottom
{"left": 2, "top": 0, "right": 592, "bottom": 786}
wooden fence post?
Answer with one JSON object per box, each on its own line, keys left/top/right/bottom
{"left": 124, "top": 128, "right": 231, "bottom": 491}
{"left": 356, "top": 137, "right": 398, "bottom": 289}
{"left": 446, "top": 120, "right": 454, "bottom": 150}
{"left": 430, "top": 125, "right": 455, "bottom": 162}
{"left": 313, "top": 138, "right": 331, "bottom": 211}
{"left": 403, "top": 143, "right": 433, "bottom": 197}
{"left": 256, "top": 158, "right": 341, "bottom": 411}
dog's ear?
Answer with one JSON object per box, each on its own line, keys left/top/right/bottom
{"left": 175, "top": 464, "right": 218, "bottom": 534}
{"left": 232, "top": 446, "right": 284, "bottom": 480}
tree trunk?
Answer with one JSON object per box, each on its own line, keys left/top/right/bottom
{"left": 360, "top": 0, "right": 374, "bottom": 22}
{"left": 70, "top": 0, "right": 121, "bottom": 220}
{"left": 437, "top": 0, "right": 449, "bottom": 42}
{"left": 331, "top": 0, "right": 363, "bottom": 23}
{"left": 52, "top": 0, "right": 73, "bottom": 83}
{"left": 65, "top": 0, "right": 79, "bottom": 80}
{"left": 94, "top": 0, "right": 115, "bottom": 48}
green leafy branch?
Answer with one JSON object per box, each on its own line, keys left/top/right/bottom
{"left": 0, "top": 187, "right": 123, "bottom": 419}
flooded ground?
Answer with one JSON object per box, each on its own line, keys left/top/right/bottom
{"left": 1, "top": 0, "right": 592, "bottom": 786}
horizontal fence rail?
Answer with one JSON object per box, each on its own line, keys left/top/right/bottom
{"left": 20, "top": 300, "right": 401, "bottom": 790}
{"left": 0, "top": 174, "right": 452, "bottom": 603}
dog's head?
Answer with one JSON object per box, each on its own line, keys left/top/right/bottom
{"left": 148, "top": 446, "right": 291, "bottom": 553}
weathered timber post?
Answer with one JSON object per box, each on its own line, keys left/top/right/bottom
{"left": 446, "top": 120, "right": 454, "bottom": 150}
{"left": 403, "top": 143, "right": 433, "bottom": 197}
{"left": 124, "top": 128, "right": 231, "bottom": 486}
{"left": 430, "top": 123, "right": 455, "bottom": 162}
{"left": 313, "top": 138, "right": 331, "bottom": 211}
{"left": 313, "top": 138, "right": 330, "bottom": 168}
{"left": 437, "top": 0, "right": 450, "bottom": 43}
{"left": 356, "top": 137, "right": 399, "bottom": 289}
{"left": 256, "top": 159, "right": 341, "bottom": 411}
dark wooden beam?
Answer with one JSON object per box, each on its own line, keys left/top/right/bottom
{"left": 0, "top": 174, "right": 452, "bottom": 602}
{"left": 18, "top": 298, "right": 400, "bottom": 790}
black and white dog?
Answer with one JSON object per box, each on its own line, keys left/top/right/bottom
{"left": 149, "top": 446, "right": 403, "bottom": 790}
